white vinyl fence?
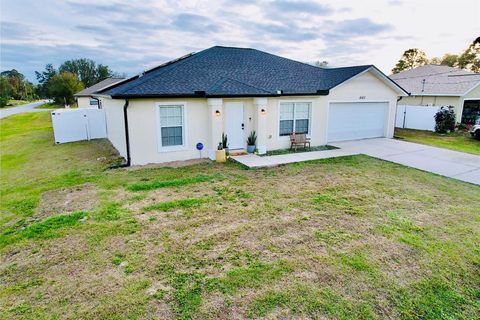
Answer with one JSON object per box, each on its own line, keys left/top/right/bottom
{"left": 51, "top": 108, "right": 107, "bottom": 144}
{"left": 395, "top": 105, "right": 441, "bottom": 131}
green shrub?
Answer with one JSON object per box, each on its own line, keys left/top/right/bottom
{"left": 0, "top": 96, "right": 9, "bottom": 108}
{"left": 434, "top": 107, "right": 456, "bottom": 133}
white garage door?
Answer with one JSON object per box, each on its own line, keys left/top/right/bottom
{"left": 327, "top": 102, "right": 389, "bottom": 142}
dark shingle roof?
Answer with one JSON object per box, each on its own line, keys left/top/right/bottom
{"left": 75, "top": 78, "right": 125, "bottom": 97}
{"left": 100, "top": 46, "right": 378, "bottom": 98}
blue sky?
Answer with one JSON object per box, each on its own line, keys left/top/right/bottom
{"left": 1, "top": 0, "right": 478, "bottom": 82}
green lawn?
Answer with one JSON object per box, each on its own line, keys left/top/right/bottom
{"left": 1, "top": 113, "right": 479, "bottom": 319}
{"left": 395, "top": 128, "right": 480, "bottom": 155}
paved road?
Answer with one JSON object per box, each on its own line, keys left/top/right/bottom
{"left": 0, "top": 100, "right": 51, "bottom": 119}
{"left": 331, "top": 138, "right": 480, "bottom": 186}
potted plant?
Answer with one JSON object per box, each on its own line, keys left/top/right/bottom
{"left": 215, "top": 142, "right": 226, "bottom": 162}
{"left": 246, "top": 131, "right": 257, "bottom": 153}
{"left": 222, "top": 133, "right": 229, "bottom": 153}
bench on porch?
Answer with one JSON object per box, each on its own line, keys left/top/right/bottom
{"left": 290, "top": 133, "right": 311, "bottom": 151}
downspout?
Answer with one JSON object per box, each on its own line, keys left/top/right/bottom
{"left": 396, "top": 96, "right": 406, "bottom": 129}
{"left": 123, "top": 100, "right": 131, "bottom": 166}
{"left": 113, "top": 100, "right": 131, "bottom": 168}
{"left": 91, "top": 97, "right": 101, "bottom": 109}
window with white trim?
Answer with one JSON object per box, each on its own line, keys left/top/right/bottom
{"left": 279, "top": 102, "right": 311, "bottom": 136}
{"left": 159, "top": 105, "right": 184, "bottom": 147}
{"left": 89, "top": 98, "right": 98, "bottom": 105}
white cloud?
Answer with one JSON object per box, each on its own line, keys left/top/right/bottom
{"left": 1, "top": 0, "right": 478, "bottom": 81}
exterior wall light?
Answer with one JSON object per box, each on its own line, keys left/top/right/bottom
{"left": 215, "top": 110, "right": 221, "bottom": 116}
{"left": 261, "top": 108, "right": 266, "bottom": 115}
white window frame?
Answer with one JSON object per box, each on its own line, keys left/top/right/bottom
{"left": 278, "top": 100, "right": 312, "bottom": 137}
{"left": 89, "top": 98, "right": 98, "bottom": 106}
{"left": 155, "top": 101, "right": 188, "bottom": 152}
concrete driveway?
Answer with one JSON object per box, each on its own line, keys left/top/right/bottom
{"left": 0, "top": 100, "right": 50, "bottom": 119}
{"left": 331, "top": 138, "right": 480, "bottom": 186}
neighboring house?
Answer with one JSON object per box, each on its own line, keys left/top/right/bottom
{"left": 390, "top": 65, "right": 480, "bottom": 124}
{"left": 74, "top": 78, "right": 125, "bottom": 108}
{"left": 95, "top": 46, "right": 407, "bottom": 166}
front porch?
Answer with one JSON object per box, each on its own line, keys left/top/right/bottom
{"left": 207, "top": 97, "right": 269, "bottom": 160}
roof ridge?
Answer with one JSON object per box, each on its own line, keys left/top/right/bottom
{"left": 391, "top": 69, "right": 462, "bottom": 80}
{"left": 207, "top": 77, "right": 228, "bottom": 93}
{"left": 209, "top": 76, "right": 271, "bottom": 94}
{"left": 212, "top": 45, "right": 255, "bottom": 50}
{"left": 328, "top": 64, "right": 373, "bottom": 71}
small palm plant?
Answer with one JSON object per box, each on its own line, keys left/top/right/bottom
{"left": 246, "top": 131, "right": 257, "bottom": 153}
{"left": 221, "top": 133, "right": 228, "bottom": 150}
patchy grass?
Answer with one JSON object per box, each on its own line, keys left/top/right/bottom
{"left": 262, "top": 144, "right": 337, "bottom": 156}
{"left": 248, "top": 284, "right": 375, "bottom": 319}
{"left": 314, "top": 227, "right": 358, "bottom": 245}
{"left": 128, "top": 175, "right": 216, "bottom": 191}
{"left": 1, "top": 112, "right": 480, "bottom": 319}
{"left": 0, "top": 211, "right": 87, "bottom": 248}
{"left": 313, "top": 187, "right": 366, "bottom": 215}
{"left": 395, "top": 128, "right": 480, "bottom": 155}
{"left": 208, "top": 260, "right": 294, "bottom": 294}
{"left": 142, "top": 197, "right": 210, "bottom": 212}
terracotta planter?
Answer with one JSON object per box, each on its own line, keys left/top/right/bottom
{"left": 215, "top": 149, "right": 226, "bottom": 162}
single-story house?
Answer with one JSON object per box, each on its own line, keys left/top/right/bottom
{"left": 95, "top": 46, "right": 407, "bottom": 166}
{"left": 390, "top": 65, "right": 480, "bottom": 124}
{"left": 74, "top": 78, "right": 125, "bottom": 108}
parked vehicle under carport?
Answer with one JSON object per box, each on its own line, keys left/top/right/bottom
{"left": 469, "top": 117, "right": 480, "bottom": 139}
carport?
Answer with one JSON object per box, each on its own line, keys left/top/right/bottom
{"left": 462, "top": 99, "right": 480, "bottom": 124}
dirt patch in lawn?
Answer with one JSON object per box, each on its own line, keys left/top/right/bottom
{"left": 36, "top": 183, "right": 98, "bottom": 219}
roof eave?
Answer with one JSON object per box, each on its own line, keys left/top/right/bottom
{"left": 110, "top": 91, "right": 330, "bottom": 99}
{"left": 408, "top": 93, "right": 463, "bottom": 97}
{"left": 91, "top": 93, "right": 113, "bottom": 99}
{"left": 74, "top": 94, "right": 94, "bottom": 97}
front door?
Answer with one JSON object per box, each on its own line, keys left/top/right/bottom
{"left": 225, "top": 102, "right": 244, "bottom": 149}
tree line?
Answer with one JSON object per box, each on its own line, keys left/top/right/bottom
{"left": 0, "top": 59, "right": 119, "bottom": 107}
{"left": 0, "top": 70, "right": 36, "bottom": 107}
{"left": 392, "top": 37, "right": 480, "bottom": 74}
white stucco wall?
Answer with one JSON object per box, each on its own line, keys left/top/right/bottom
{"left": 101, "top": 97, "right": 127, "bottom": 158}
{"left": 101, "top": 69, "right": 401, "bottom": 165}
{"left": 127, "top": 98, "right": 210, "bottom": 165}
{"left": 76, "top": 97, "right": 92, "bottom": 108}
